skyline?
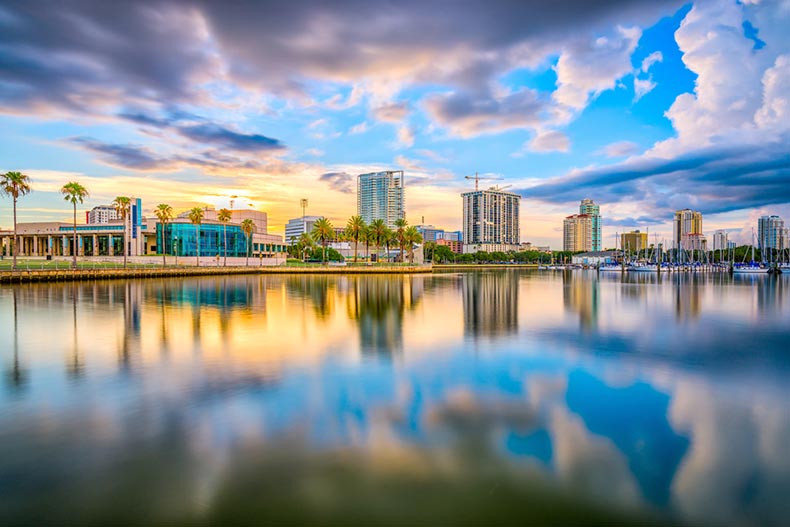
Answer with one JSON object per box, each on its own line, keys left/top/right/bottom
{"left": 1, "top": 0, "right": 789, "bottom": 247}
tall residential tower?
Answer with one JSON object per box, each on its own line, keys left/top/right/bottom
{"left": 357, "top": 171, "right": 405, "bottom": 229}
{"left": 674, "top": 209, "right": 705, "bottom": 251}
{"left": 579, "top": 198, "right": 602, "bottom": 251}
{"left": 758, "top": 215, "right": 786, "bottom": 251}
{"left": 462, "top": 187, "right": 521, "bottom": 253}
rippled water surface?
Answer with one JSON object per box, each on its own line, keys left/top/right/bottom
{"left": 1, "top": 271, "right": 789, "bottom": 525}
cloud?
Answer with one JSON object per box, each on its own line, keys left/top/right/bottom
{"left": 397, "top": 125, "right": 415, "bottom": 147}
{"left": 424, "top": 88, "right": 547, "bottom": 137}
{"left": 527, "top": 130, "right": 571, "bottom": 153}
{"left": 640, "top": 51, "right": 663, "bottom": 72}
{"left": 176, "top": 123, "right": 283, "bottom": 152}
{"left": 318, "top": 172, "right": 354, "bottom": 193}
{"left": 349, "top": 121, "right": 369, "bottom": 134}
{"left": 598, "top": 141, "right": 640, "bottom": 158}
{"left": 372, "top": 101, "right": 411, "bottom": 123}
{"left": 67, "top": 137, "right": 173, "bottom": 171}
{"left": 633, "top": 77, "right": 657, "bottom": 101}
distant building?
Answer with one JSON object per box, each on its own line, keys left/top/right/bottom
{"left": 563, "top": 214, "right": 592, "bottom": 252}
{"left": 437, "top": 238, "right": 463, "bottom": 253}
{"left": 684, "top": 233, "right": 708, "bottom": 252}
{"left": 442, "top": 230, "right": 463, "bottom": 242}
{"left": 621, "top": 230, "right": 648, "bottom": 253}
{"left": 357, "top": 170, "right": 405, "bottom": 230}
{"left": 579, "top": 198, "right": 602, "bottom": 251}
{"left": 712, "top": 230, "right": 729, "bottom": 252}
{"left": 571, "top": 250, "right": 619, "bottom": 266}
{"left": 285, "top": 215, "right": 321, "bottom": 244}
{"left": 87, "top": 205, "right": 119, "bottom": 224}
{"left": 416, "top": 224, "right": 444, "bottom": 243}
{"left": 520, "top": 242, "right": 551, "bottom": 253}
{"left": 461, "top": 187, "right": 521, "bottom": 253}
{"left": 674, "top": 209, "right": 703, "bottom": 251}
{"left": 758, "top": 215, "right": 785, "bottom": 251}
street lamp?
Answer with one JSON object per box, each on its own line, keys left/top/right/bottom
{"left": 174, "top": 236, "right": 178, "bottom": 266}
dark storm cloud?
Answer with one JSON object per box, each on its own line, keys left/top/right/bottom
{"left": 68, "top": 136, "right": 269, "bottom": 172}
{"left": 118, "top": 110, "right": 285, "bottom": 153}
{"left": 319, "top": 172, "right": 354, "bottom": 193}
{"left": 0, "top": 0, "right": 683, "bottom": 112}
{"left": 519, "top": 139, "right": 790, "bottom": 217}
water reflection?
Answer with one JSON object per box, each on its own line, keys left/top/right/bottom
{"left": 1, "top": 272, "right": 789, "bottom": 525}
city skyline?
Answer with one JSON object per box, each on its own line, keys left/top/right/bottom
{"left": 1, "top": 1, "right": 789, "bottom": 247}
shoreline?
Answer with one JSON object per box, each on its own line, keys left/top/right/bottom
{"left": 0, "top": 265, "right": 434, "bottom": 283}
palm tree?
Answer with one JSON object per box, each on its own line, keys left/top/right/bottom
{"left": 240, "top": 218, "right": 255, "bottom": 266}
{"left": 404, "top": 226, "right": 423, "bottom": 264}
{"left": 60, "top": 182, "right": 89, "bottom": 269}
{"left": 188, "top": 207, "right": 204, "bottom": 267}
{"left": 369, "top": 219, "right": 388, "bottom": 263}
{"left": 311, "top": 217, "right": 334, "bottom": 264}
{"left": 345, "top": 215, "right": 366, "bottom": 264}
{"left": 218, "top": 208, "right": 232, "bottom": 266}
{"left": 153, "top": 203, "right": 173, "bottom": 267}
{"left": 1, "top": 171, "right": 32, "bottom": 271}
{"left": 394, "top": 218, "right": 407, "bottom": 263}
{"left": 112, "top": 196, "right": 131, "bottom": 268}
{"left": 297, "top": 232, "right": 315, "bottom": 261}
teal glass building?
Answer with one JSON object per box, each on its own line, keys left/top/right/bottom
{"left": 157, "top": 222, "right": 283, "bottom": 257}
{"left": 579, "top": 198, "right": 602, "bottom": 252}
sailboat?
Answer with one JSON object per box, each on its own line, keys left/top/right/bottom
{"left": 733, "top": 230, "right": 769, "bottom": 274}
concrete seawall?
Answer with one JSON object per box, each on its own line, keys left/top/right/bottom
{"left": 0, "top": 265, "right": 433, "bottom": 283}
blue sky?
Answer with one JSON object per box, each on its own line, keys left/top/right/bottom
{"left": 1, "top": 0, "right": 789, "bottom": 247}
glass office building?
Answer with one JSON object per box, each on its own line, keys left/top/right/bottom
{"left": 157, "top": 223, "right": 284, "bottom": 257}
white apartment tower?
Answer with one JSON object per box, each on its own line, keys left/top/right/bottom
{"left": 462, "top": 187, "right": 521, "bottom": 253}
{"left": 357, "top": 171, "right": 405, "bottom": 229}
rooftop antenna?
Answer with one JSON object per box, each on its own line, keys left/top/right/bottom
{"left": 300, "top": 198, "right": 308, "bottom": 233}
{"left": 464, "top": 172, "right": 503, "bottom": 191}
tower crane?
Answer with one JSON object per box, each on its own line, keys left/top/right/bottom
{"left": 464, "top": 172, "right": 503, "bottom": 191}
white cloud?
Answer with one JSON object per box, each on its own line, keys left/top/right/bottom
{"left": 527, "top": 130, "right": 571, "bottom": 153}
{"left": 598, "top": 140, "right": 640, "bottom": 158}
{"left": 397, "top": 125, "right": 415, "bottom": 147}
{"left": 349, "top": 121, "right": 368, "bottom": 134}
{"left": 633, "top": 76, "right": 657, "bottom": 101}
{"left": 640, "top": 51, "right": 663, "bottom": 72}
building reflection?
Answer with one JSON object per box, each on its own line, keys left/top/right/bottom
{"left": 463, "top": 271, "right": 519, "bottom": 337}
{"left": 673, "top": 274, "right": 702, "bottom": 321}
{"left": 563, "top": 272, "right": 599, "bottom": 332}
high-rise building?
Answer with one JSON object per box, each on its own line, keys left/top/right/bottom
{"left": 579, "top": 198, "right": 602, "bottom": 251}
{"left": 621, "top": 230, "right": 648, "bottom": 253}
{"left": 563, "top": 214, "right": 592, "bottom": 252}
{"left": 415, "top": 225, "right": 444, "bottom": 243}
{"left": 87, "top": 205, "right": 119, "bottom": 224}
{"left": 462, "top": 187, "right": 521, "bottom": 253}
{"left": 285, "top": 215, "right": 321, "bottom": 244}
{"left": 712, "top": 230, "right": 729, "bottom": 252}
{"left": 357, "top": 171, "right": 404, "bottom": 229}
{"left": 758, "top": 215, "right": 785, "bottom": 251}
{"left": 674, "top": 209, "right": 703, "bottom": 250}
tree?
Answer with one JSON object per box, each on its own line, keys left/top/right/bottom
{"left": 1, "top": 171, "right": 32, "bottom": 271}
{"left": 296, "top": 232, "right": 315, "bottom": 261}
{"left": 394, "top": 218, "right": 408, "bottom": 263}
{"left": 311, "top": 217, "right": 334, "bottom": 264}
{"left": 218, "top": 208, "right": 232, "bottom": 266}
{"left": 60, "top": 182, "right": 89, "bottom": 269}
{"left": 112, "top": 196, "right": 131, "bottom": 268}
{"left": 153, "top": 203, "right": 174, "bottom": 267}
{"left": 404, "top": 226, "right": 423, "bottom": 264}
{"left": 368, "top": 219, "right": 389, "bottom": 262}
{"left": 240, "top": 218, "right": 255, "bottom": 266}
{"left": 188, "top": 207, "right": 204, "bottom": 267}
{"left": 345, "top": 215, "right": 366, "bottom": 264}
{"left": 434, "top": 244, "right": 455, "bottom": 264}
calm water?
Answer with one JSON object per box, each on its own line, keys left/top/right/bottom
{"left": 1, "top": 271, "right": 789, "bottom": 525}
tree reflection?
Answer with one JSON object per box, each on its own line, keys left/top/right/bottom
{"left": 66, "top": 283, "right": 84, "bottom": 378}
{"left": 5, "top": 288, "right": 28, "bottom": 391}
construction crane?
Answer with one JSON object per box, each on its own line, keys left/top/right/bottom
{"left": 465, "top": 172, "right": 503, "bottom": 191}
{"left": 491, "top": 184, "right": 513, "bottom": 192}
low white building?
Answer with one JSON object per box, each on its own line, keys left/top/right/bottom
{"left": 571, "top": 250, "right": 619, "bottom": 266}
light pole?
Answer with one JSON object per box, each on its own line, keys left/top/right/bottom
{"left": 174, "top": 236, "right": 178, "bottom": 266}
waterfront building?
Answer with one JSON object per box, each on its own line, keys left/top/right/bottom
{"left": 357, "top": 170, "right": 405, "bottom": 229}
{"left": 520, "top": 242, "right": 552, "bottom": 253}
{"left": 563, "top": 214, "right": 592, "bottom": 252}
{"left": 285, "top": 215, "right": 321, "bottom": 244}
{"left": 712, "top": 230, "right": 729, "bottom": 252}
{"left": 674, "top": 209, "right": 703, "bottom": 251}
{"left": 621, "top": 230, "right": 648, "bottom": 254}
{"left": 571, "top": 251, "right": 619, "bottom": 266}
{"left": 461, "top": 187, "right": 521, "bottom": 253}
{"left": 579, "top": 198, "right": 602, "bottom": 251}
{"left": 87, "top": 205, "right": 119, "bottom": 224}
{"left": 758, "top": 215, "right": 785, "bottom": 251}
{"left": 0, "top": 204, "right": 286, "bottom": 259}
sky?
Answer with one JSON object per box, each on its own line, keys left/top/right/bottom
{"left": 1, "top": 0, "right": 789, "bottom": 248}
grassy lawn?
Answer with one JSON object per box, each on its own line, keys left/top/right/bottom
{"left": 0, "top": 259, "right": 163, "bottom": 271}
